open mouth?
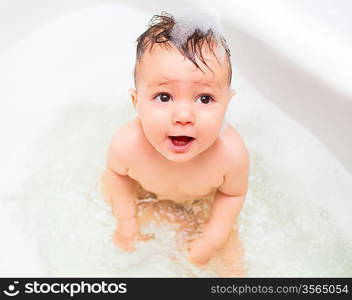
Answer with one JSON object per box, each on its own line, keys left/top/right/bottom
{"left": 167, "top": 136, "right": 195, "bottom": 152}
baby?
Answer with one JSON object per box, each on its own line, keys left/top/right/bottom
{"left": 101, "top": 10, "right": 249, "bottom": 277}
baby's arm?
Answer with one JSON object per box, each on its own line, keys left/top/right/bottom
{"left": 187, "top": 192, "right": 246, "bottom": 264}
{"left": 102, "top": 168, "right": 151, "bottom": 251}
{"left": 188, "top": 147, "right": 249, "bottom": 264}
{"left": 102, "top": 130, "right": 151, "bottom": 252}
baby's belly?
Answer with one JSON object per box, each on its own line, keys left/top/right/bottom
{"left": 135, "top": 182, "right": 216, "bottom": 237}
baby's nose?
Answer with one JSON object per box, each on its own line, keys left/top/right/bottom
{"left": 172, "top": 103, "right": 195, "bottom": 125}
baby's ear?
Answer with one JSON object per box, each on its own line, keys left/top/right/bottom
{"left": 228, "top": 88, "right": 236, "bottom": 102}
{"left": 128, "top": 88, "right": 137, "bottom": 108}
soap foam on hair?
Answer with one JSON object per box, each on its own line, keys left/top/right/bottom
{"left": 169, "top": 7, "right": 226, "bottom": 62}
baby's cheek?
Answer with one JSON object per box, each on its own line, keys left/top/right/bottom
{"left": 204, "top": 123, "right": 221, "bottom": 138}
{"left": 197, "top": 133, "right": 217, "bottom": 152}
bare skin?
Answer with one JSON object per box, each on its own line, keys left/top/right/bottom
{"left": 101, "top": 42, "right": 249, "bottom": 277}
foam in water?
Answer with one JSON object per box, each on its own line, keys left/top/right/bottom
{"left": 170, "top": 7, "right": 226, "bottom": 62}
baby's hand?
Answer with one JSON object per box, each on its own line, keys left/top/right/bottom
{"left": 186, "top": 236, "right": 218, "bottom": 265}
{"left": 113, "top": 217, "right": 153, "bottom": 252}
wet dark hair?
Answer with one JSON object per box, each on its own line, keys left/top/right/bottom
{"left": 133, "top": 11, "right": 232, "bottom": 88}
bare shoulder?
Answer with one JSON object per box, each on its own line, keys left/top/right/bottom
{"left": 222, "top": 123, "right": 249, "bottom": 162}
{"left": 106, "top": 118, "right": 140, "bottom": 175}
{"left": 218, "top": 123, "right": 250, "bottom": 196}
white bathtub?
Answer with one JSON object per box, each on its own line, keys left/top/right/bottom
{"left": 0, "top": 0, "right": 351, "bottom": 276}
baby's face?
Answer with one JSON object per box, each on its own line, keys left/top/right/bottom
{"left": 130, "top": 43, "right": 234, "bottom": 163}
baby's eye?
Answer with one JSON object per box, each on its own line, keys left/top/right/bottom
{"left": 196, "top": 95, "right": 214, "bottom": 104}
{"left": 154, "top": 93, "right": 172, "bottom": 102}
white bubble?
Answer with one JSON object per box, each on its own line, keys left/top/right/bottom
{"left": 169, "top": 7, "right": 226, "bottom": 61}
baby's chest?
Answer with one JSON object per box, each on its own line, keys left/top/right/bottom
{"left": 128, "top": 162, "right": 224, "bottom": 201}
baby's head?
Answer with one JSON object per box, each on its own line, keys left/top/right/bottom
{"left": 129, "top": 9, "right": 234, "bottom": 163}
